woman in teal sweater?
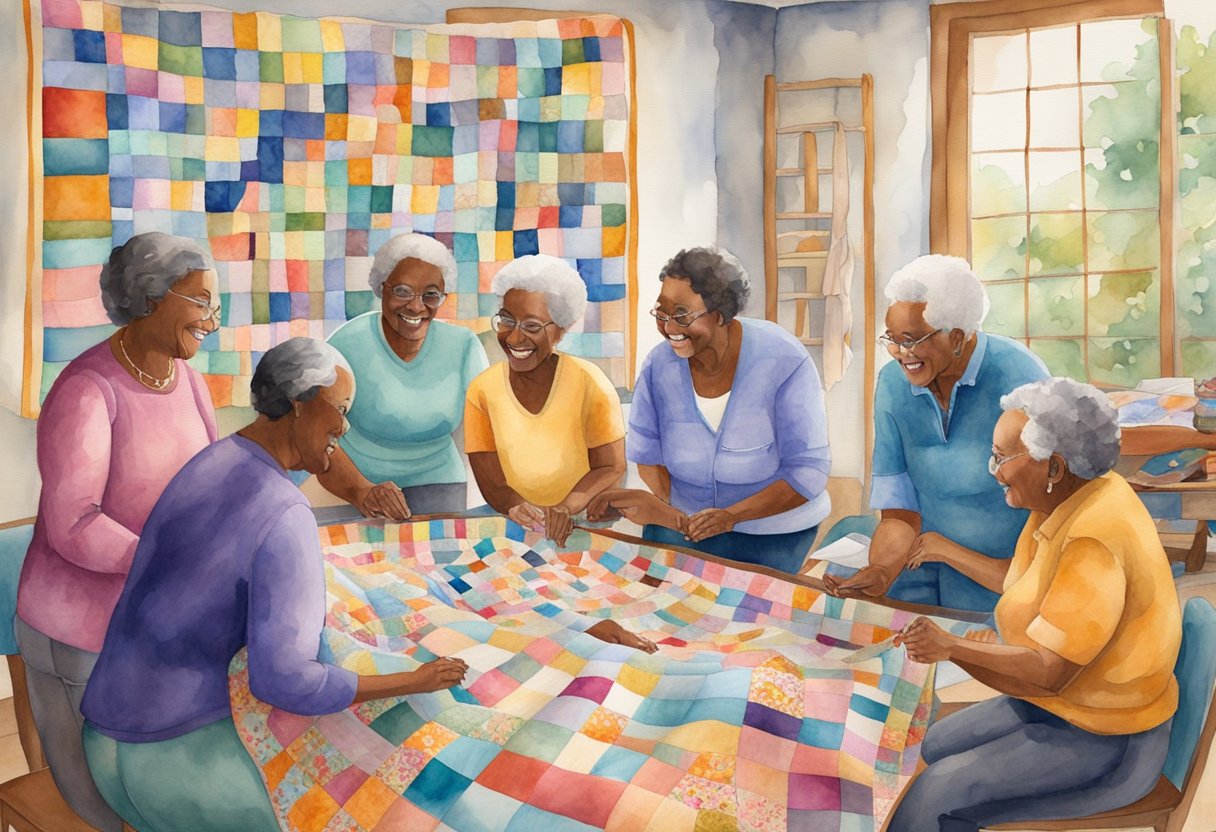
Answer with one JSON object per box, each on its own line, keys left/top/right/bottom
{"left": 320, "top": 233, "right": 489, "bottom": 516}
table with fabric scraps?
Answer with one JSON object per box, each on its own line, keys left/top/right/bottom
{"left": 227, "top": 516, "right": 976, "bottom": 831}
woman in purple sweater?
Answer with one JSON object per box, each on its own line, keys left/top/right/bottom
{"left": 589, "top": 247, "right": 831, "bottom": 574}
{"left": 17, "top": 232, "right": 220, "bottom": 831}
{"left": 81, "top": 338, "right": 468, "bottom": 832}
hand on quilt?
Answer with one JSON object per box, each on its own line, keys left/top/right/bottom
{"left": 895, "top": 617, "right": 954, "bottom": 663}
{"left": 585, "top": 619, "right": 659, "bottom": 653}
{"left": 586, "top": 489, "right": 685, "bottom": 531}
{"left": 405, "top": 656, "right": 470, "bottom": 693}
{"left": 507, "top": 502, "right": 546, "bottom": 532}
{"left": 685, "top": 507, "right": 737, "bottom": 542}
{"left": 823, "top": 563, "right": 894, "bottom": 599}
{"left": 360, "top": 482, "right": 411, "bottom": 521}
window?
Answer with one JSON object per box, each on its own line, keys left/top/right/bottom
{"left": 931, "top": 0, "right": 1175, "bottom": 386}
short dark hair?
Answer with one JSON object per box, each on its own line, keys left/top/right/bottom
{"left": 658, "top": 247, "right": 750, "bottom": 322}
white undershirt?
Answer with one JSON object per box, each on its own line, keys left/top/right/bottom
{"left": 695, "top": 390, "right": 731, "bottom": 432}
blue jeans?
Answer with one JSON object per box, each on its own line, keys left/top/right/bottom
{"left": 641, "top": 524, "right": 818, "bottom": 574}
{"left": 887, "top": 696, "right": 1171, "bottom": 832}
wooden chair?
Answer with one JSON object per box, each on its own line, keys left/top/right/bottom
{"left": 987, "top": 596, "right": 1216, "bottom": 832}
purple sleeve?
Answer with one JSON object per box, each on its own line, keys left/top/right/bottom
{"left": 247, "top": 503, "right": 357, "bottom": 715}
{"left": 626, "top": 357, "right": 663, "bottom": 465}
{"left": 773, "top": 357, "right": 831, "bottom": 500}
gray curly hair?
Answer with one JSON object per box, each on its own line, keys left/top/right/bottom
{"left": 658, "top": 247, "right": 751, "bottom": 322}
{"left": 250, "top": 338, "right": 354, "bottom": 421}
{"left": 884, "top": 254, "right": 990, "bottom": 336}
{"left": 491, "top": 254, "right": 588, "bottom": 329}
{"left": 99, "top": 232, "right": 214, "bottom": 325}
{"left": 1000, "top": 377, "right": 1121, "bottom": 480}
{"left": 368, "top": 233, "right": 457, "bottom": 297}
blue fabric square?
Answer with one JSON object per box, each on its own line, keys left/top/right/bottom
{"left": 521, "top": 550, "right": 545, "bottom": 567}
{"left": 497, "top": 38, "right": 516, "bottom": 64}
{"left": 159, "top": 102, "right": 187, "bottom": 133}
{"left": 582, "top": 37, "right": 601, "bottom": 62}
{"left": 435, "top": 738, "right": 501, "bottom": 780}
{"left": 106, "top": 95, "right": 129, "bottom": 130}
{"left": 537, "top": 38, "right": 563, "bottom": 68}
{"left": 538, "top": 122, "right": 559, "bottom": 153}
{"left": 513, "top": 230, "right": 539, "bottom": 256}
{"left": 109, "top": 177, "right": 134, "bottom": 208}
{"left": 268, "top": 292, "right": 291, "bottom": 322}
{"left": 557, "top": 121, "right": 584, "bottom": 154}
{"left": 120, "top": 7, "right": 158, "bottom": 37}
{"left": 426, "top": 102, "right": 452, "bottom": 127}
{"left": 557, "top": 183, "right": 583, "bottom": 205}
{"left": 590, "top": 746, "right": 648, "bottom": 782}
{"left": 516, "top": 122, "right": 540, "bottom": 153}
{"left": 323, "top": 84, "right": 348, "bottom": 113}
{"left": 257, "top": 137, "right": 283, "bottom": 183}
{"left": 717, "top": 588, "right": 744, "bottom": 607}
{"left": 345, "top": 51, "right": 377, "bottom": 85}
{"left": 159, "top": 10, "right": 202, "bottom": 46}
{"left": 202, "top": 47, "right": 237, "bottom": 80}
{"left": 127, "top": 96, "right": 159, "bottom": 131}
{"left": 234, "top": 50, "right": 260, "bottom": 82}
{"left": 283, "top": 112, "right": 324, "bottom": 139}
{"left": 576, "top": 259, "right": 602, "bottom": 285}
{"left": 495, "top": 207, "right": 515, "bottom": 232}
{"left": 543, "top": 67, "right": 562, "bottom": 96}
{"left": 403, "top": 760, "right": 472, "bottom": 815}
{"left": 204, "top": 181, "right": 246, "bottom": 213}
{"left": 849, "top": 693, "right": 890, "bottom": 722}
{"left": 73, "top": 30, "right": 107, "bottom": 64}
{"left": 559, "top": 206, "right": 582, "bottom": 228}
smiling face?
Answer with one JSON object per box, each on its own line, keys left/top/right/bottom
{"left": 293, "top": 367, "right": 354, "bottom": 475}
{"left": 381, "top": 258, "right": 446, "bottom": 346}
{"left": 497, "top": 289, "right": 565, "bottom": 373}
{"left": 882, "top": 301, "right": 960, "bottom": 388}
{"left": 654, "top": 277, "right": 721, "bottom": 361}
{"left": 990, "top": 410, "right": 1051, "bottom": 510}
{"left": 147, "top": 269, "right": 220, "bottom": 360}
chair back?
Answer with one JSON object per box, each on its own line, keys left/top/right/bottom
{"left": 1162, "top": 596, "right": 1216, "bottom": 791}
{"left": 0, "top": 519, "right": 35, "bottom": 655}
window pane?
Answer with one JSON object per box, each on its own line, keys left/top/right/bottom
{"left": 1085, "top": 147, "right": 1158, "bottom": 211}
{"left": 1028, "top": 151, "right": 1082, "bottom": 211}
{"left": 1179, "top": 26, "right": 1216, "bottom": 134}
{"left": 1181, "top": 339, "right": 1216, "bottom": 379}
{"left": 1179, "top": 134, "right": 1216, "bottom": 198}
{"left": 1087, "top": 210, "right": 1159, "bottom": 271}
{"left": 1028, "top": 276, "right": 1084, "bottom": 336}
{"left": 971, "top": 152, "right": 1026, "bottom": 217}
{"left": 1176, "top": 223, "right": 1216, "bottom": 338}
{"left": 971, "top": 216, "right": 1027, "bottom": 281}
{"left": 1029, "top": 88, "right": 1080, "bottom": 148}
{"left": 1089, "top": 337, "right": 1159, "bottom": 387}
{"left": 1080, "top": 18, "right": 1157, "bottom": 84}
{"left": 1082, "top": 83, "right": 1159, "bottom": 149}
{"left": 972, "top": 91, "right": 1026, "bottom": 152}
{"left": 1030, "top": 338, "right": 1085, "bottom": 379}
{"left": 983, "top": 281, "right": 1026, "bottom": 337}
{"left": 1028, "top": 212, "right": 1084, "bottom": 276}
{"left": 973, "top": 32, "right": 1028, "bottom": 93}
{"left": 1029, "top": 25, "right": 1078, "bottom": 88}
{"left": 1088, "top": 270, "right": 1158, "bottom": 337}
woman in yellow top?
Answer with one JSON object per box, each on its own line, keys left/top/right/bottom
{"left": 887, "top": 377, "right": 1181, "bottom": 832}
{"left": 465, "top": 254, "right": 626, "bottom": 548}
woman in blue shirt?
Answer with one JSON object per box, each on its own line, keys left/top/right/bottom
{"left": 823, "top": 254, "right": 1048, "bottom": 612}
{"left": 320, "top": 233, "right": 489, "bottom": 516}
{"left": 589, "top": 247, "right": 831, "bottom": 574}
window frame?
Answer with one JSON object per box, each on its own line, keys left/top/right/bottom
{"left": 929, "top": 0, "right": 1176, "bottom": 379}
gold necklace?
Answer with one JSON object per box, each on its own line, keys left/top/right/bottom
{"left": 119, "top": 333, "right": 175, "bottom": 390}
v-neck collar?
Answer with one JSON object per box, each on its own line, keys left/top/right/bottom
{"left": 506, "top": 352, "right": 564, "bottom": 418}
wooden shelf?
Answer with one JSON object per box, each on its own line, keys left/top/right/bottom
{"left": 777, "top": 167, "right": 835, "bottom": 176}
{"left": 776, "top": 212, "right": 831, "bottom": 219}
{"left": 798, "top": 337, "right": 825, "bottom": 346}
{"left": 779, "top": 292, "right": 825, "bottom": 300}
{"left": 778, "top": 253, "right": 829, "bottom": 264}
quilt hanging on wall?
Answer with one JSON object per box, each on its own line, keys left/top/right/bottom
{"left": 23, "top": 0, "right": 636, "bottom": 416}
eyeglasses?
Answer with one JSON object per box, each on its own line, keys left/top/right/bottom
{"left": 492, "top": 313, "right": 556, "bottom": 336}
{"left": 167, "top": 289, "right": 221, "bottom": 323}
{"left": 387, "top": 286, "right": 447, "bottom": 308}
{"left": 988, "top": 450, "right": 1030, "bottom": 476}
{"left": 877, "top": 329, "right": 943, "bottom": 353}
{"left": 650, "top": 306, "right": 712, "bottom": 328}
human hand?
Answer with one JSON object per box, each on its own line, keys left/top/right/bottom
{"left": 507, "top": 502, "right": 545, "bottom": 532}
{"left": 907, "top": 532, "right": 955, "bottom": 570}
{"left": 406, "top": 656, "right": 469, "bottom": 693}
{"left": 587, "top": 489, "right": 683, "bottom": 529}
{"left": 586, "top": 619, "right": 659, "bottom": 653}
{"left": 360, "top": 482, "right": 411, "bottom": 521}
{"left": 822, "top": 564, "right": 894, "bottom": 599}
{"left": 544, "top": 504, "right": 574, "bottom": 548}
{"left": 895, "top": 617, "right": 955, "bottom": 663}
{"left": 685, "top": 507, "right": 736, "bottom": 542}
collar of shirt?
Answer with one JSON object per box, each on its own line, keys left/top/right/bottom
{"left": 907, "top": 331, "right": 989, "bottom": 434}
{"left": 1030, "top": 473, "right": 1111, "bottom": 544}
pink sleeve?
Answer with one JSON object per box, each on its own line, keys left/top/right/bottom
{"left": 185, "top": 365, "right": 219, "bottom": 442}
{"left": 37, "top": 371, "right": 140, "bottom": 574}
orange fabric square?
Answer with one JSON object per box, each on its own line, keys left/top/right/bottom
{"left": 286, "top": 785, "right": 340, "bottom": 832}
{"left": 603, "top": 225, "right": 626, "bottom": 258}
{"left": 557, "top": 18, "right": 582, "bottom": 38}
{"left": 263, "top": 751, "right": 295, "bottom": 791}
{"left": 44, "top": 176, "right": 109, "bottom": 221}
{"left": 202, "top": 374, "right": 233, "bottom": 408}
{"left": 43, "top": 88, "right": 107, "bottom": 138}
{"left": 348, "top": 157, "right": 373, "bottom": 185}
{"left": 432, "top": 156, "right": 454, "bottom": 185}
{"left": 325, "top": 114, "right": 348, "bottom": 141}
{"left": 603, "top": 152, "right": 626, "bottom": 182}
{"left": 233, "top": 13, "right": 259, "bottom": 49}
{"left": 426, "top": 62, "right": 449, "bottom": 89}
{"left": 345, "top": 778, "right": 398, "bottom": 829}
{"left": 210, "top": 107, "right": 237, "bottom": 137}
{"left": 475, "top": 751, "right": 547, "bottom": 802}
{"left": 497, "top": 66, "right": 517, "bottom": 98}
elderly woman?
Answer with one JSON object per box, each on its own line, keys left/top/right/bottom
{"left": 465, "top": 254, "right": 626, "bottom": 546}
{"left": 319, "top": 233, "right": 489, "bottom": 517}
{"left": 16, "top": 232, "right": 220, "bottom": 831}
{"left": 824, "top": 254, "right": 1048, "bottom": 611}
{"left": 80, "top": 338, "right": 470, "bottom": 832}
{"left": 887, "top": 378, "right": 1180, "bottom": 832}
{"left": 587, "top": 247, "right": 830, "bottom": 574}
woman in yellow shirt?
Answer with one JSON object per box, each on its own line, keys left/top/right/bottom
{"left": 465, "top": 254, "right": 627, "bottom": 547}
{"left": 888, "top": 377, "right": 1181, "bottom": 832}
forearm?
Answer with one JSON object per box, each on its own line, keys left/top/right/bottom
{"left": 947, "top": 639, "right": 1070, "bottom": 696}
{"left": 316, "top": 447, "right": 373, "bottom": 506}
{"left": 468, "top": 453, "right": 529, "bottom": 514}
{"left": 560, "top": 463, "right": 625, "bottom": 514}
{"left": 1121, "top": 425, "right": 1216, "bottom": 456}
{"left": 724, "top": 480, "right": 807, "bottom": 524}
{"left": 869, "top": 511, "right": 921, "bottom": 575}
{"left": 46, "top": 505, "right": 139, "bottom": 574}
{"left": 353, "top": 670, "right": 435, "bottom": 703}
{"left": 937, "top": 543, "right": 1011, "bottom": 594}
{"left": 637, "top": 464, "right": 671, "bottom": 503}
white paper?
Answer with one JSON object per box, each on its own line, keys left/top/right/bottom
{"left": 1136, "top": 377, "right": 1196, "bottom": 396}
{"left": 812, "top": 532, "right": 872, "bottom": 568}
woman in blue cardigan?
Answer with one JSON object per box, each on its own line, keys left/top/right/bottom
{"left": 589, "top": 247, "right": 830, "bottom": 573}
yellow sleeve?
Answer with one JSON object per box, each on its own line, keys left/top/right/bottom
{"left": 580, "top": 360, "right": 625, "bottom": 449}
{"left": 462, "top": 374, "right": 498, "bottom": 453}
{"left": 1026, "top": 537, "right": 1125, "bottom": 665}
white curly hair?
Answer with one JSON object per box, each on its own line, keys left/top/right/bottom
{"left": 492, "top": 254, "right": 588, "bottom": 329}
{"left": 884, "top": 254, "right": 990, "bottom": 336}
{"left": 368, "top": 233, "right": 457, "bottom": 297}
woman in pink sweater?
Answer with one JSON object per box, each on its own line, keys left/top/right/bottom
{"left": 15, "top": 232, "right": 219, "bottom": 831}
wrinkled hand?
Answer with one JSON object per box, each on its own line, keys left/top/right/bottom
{"left": 908, "top": 532, "right": 954, "bottom": 570}
{"left": 686, "top": 508, "right": 736, "bottom": 542}
{"left": 895, "top": 617, "right": 955, "bottom": 663}
{"left": 543, "top": 504, "right": 574, "bottom": 548}
{"left": 360, "top": 482, "right": 411, "bottom": 521}
{"left": 586, "top": 619, "right": 659, "bottom": 653}
{"left": 822, "top": 564, "right": 894, "bottom": 599}
{"left": 508, "top": 502, "right": 545, "bottom": 532}
{"left": 587, "top": 489, "right": 684, "bottom": 530}
{"left": 408, "top": 657, "right": 469, "bottom": 693}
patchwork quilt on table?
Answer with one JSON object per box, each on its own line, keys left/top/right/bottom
{"left": 228, "top": 518, "right": 968, "bottom": 832}
{"left": 27, "top": 0, "right": 634, "bottom": 415}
